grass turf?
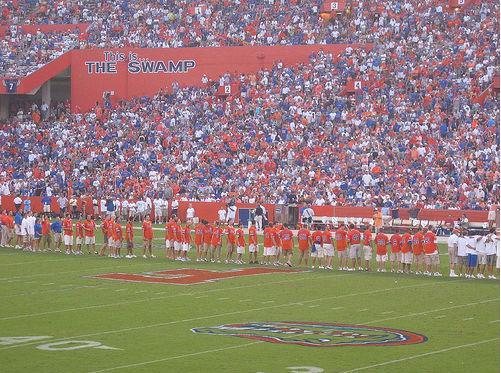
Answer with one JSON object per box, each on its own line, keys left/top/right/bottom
{"left": 0, "top": 227, "right": 499, "bottom": 373}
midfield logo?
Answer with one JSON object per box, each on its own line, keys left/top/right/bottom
{"left": 191, "top": 322, "right": 427, "bottom": 347}
{"left": 91, "top": 268, "right": 301, "bottom": 285}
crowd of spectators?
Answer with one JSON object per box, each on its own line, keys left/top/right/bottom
{"left": 0, "top": 0, "right": 499, "bottom": 211}
{"left": 2, "top": 1, "right": 497, "bottom": 77}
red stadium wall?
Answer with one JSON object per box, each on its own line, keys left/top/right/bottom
{"left": 70, "top": 44, "right": 368, "bottom": 113}
{"left": 0, "top": 196, "right": 489, "bottom": 224}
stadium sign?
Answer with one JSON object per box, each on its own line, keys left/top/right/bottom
{"left": 191, "top": 322, "right": 427, "bottom": 347}
{"left": 85, "top": 51, "right": 196, "bottom": 75}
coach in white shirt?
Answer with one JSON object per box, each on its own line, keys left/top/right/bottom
{"left": 153, "top": 197, "right": 162, "bottom": 223}
{"left": 456, "top": 231, "right": 469, "bottom": 277}
{"left": 218, "top": 206, "right": 226, "bottom": 223}
{"left": 447, "top": 229, "right": 459, "bottom": 277}
{"left": 465, "top": 234, "right": 478, "bottom": 278}
{"left": 122, "top": 200, "right": 129, "bottom": 220}
{"left": 136, "top": 200, "right": 147, "bottom": 220}
{"left": 476, "top": 234, "right": 488, "bottom": 279}
{"left": 226, "top": 204, "right": 237, "bottom": 225}
{"left": 186, "top": 203, "right": 195, "bottom": 224}
{"left": 483, "top": 229, "right": 498, "bottom": 279}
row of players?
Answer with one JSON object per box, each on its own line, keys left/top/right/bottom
{"left": 0, "top": 212, "right": 498, "bottom": 279}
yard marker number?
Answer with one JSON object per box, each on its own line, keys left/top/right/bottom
{"left": 0, "top": 336, "right": 119, "bottom": 351}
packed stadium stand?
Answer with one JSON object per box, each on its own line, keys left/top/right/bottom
{"left": 0, "top": 0, "right": 499, "bottom": 214}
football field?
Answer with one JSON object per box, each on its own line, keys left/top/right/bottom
{"left": 0, "top": 230, "right": 499, "bottom": 373}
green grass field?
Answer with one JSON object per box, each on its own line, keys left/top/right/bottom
{"left": 0, "top": 227, "right": 499, "bottom": 373}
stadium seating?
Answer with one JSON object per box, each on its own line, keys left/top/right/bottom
{"left": 0, "top": 0, "right": 498, "bottom": 212}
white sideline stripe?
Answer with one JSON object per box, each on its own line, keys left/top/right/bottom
{"left": 361, "top": 299, "right": 498, "bottom": 325}
{"left": 358, "top": 308, "right": 369, "bottom": 312}
{"left": 463, "top": 317, "right": 475, "bottom": 321}
{"left": 0, "top": 262, "right": 168, "bottom": 281}
{"left": 380, "top": 311, "right": 394, "bottom": 314}
{"left": 0, "top": 258, "right": 70, "bottom": 266}
{"left": 0, "top": 283, "right": 124, "bottom": 299}
{"left": 0, "top": 281, "right": 459, "bottom": 351}
{"left": 87, "top": 341, "right": 262, "bottom": 373}
{"left": 0, "top": 273, "right": 347, "bottom": 321}
{"left": 340, "top": 338, "right": 500, "bottom": 372}
{"left": 331, "top": 307, "right": 344, "bottom": 310}
{"left": 489, "top": 320, "right": 499, "bottom": 323}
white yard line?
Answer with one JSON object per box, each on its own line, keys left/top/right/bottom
{"left": 0, "top": 281, "right": 459, "bottom": 351}
{"left": 0, "top": 262, "right": 161, "bottom": 281}
{"left": 87, "top": 341, "right": 263, "bottom": 373}
{"left": 340, "top": 338, "right": 500, "bottom": 372}
{"left": 0, "top": 258, "right": 70, "bottom": 266}
{"left": 361, "top": 299, "right": 498, "bottom": 325}
{"left": 0, "top": 273, "right": 346, "bottom": 321}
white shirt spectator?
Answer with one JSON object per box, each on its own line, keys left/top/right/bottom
{"left": 226, "top": 205, "right": 237, "bottom": 222}
{"left": 457, "top": 236, "right": 469, "bottom": 257}
{"left": 153, "top": 198, "right": 162, "bottom": 211}
{"left": 136, "top": 200, "right": 147, "bottom": 213}
{"left": 186, "top": 206, "right": 195, "bottom": 220}
{"left": 466, "top": 237, "right": 478, "bottom": 255}
{"left": 483, "top": 233, "right": 498, "bottom": 255}
{"left": 26, "top": 215, "right": 36, "bottom": 235}
{"left": 218, "top": 208, "right": 226, "bottom": 222}
{"left": 447, "top": 233, "right": 459, "bottom": 248}
{"left": 171, "top": 199, "right": 179, "bottom": 210}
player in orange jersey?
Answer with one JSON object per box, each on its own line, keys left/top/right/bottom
{"left": 389, "top": 232, "right": 402, "bottom": 273}
{"left": 142, "top": 215, "right": 154, "bottom": 258}
{"left": 202, "top": 221, "right": 212, "bottom": 262}
{"left": 296, "top": 224, "right": 311, "bottom": 267}
{"left": 210, "top": 221, "right": 223, "bottom": 263}
{"left": 83, "top": 215, "right": 96, "bottom": 254}
{"left": 375, "top": 232, "right": 389, "bottom": 272}
{"left": 181, "top": 223, "right": 192, "bottom": 261}
{"left": 273, "top": 224, "right": 282, "bottom": 266}
{"left": 62, "top": 214, "right": 73, "bottom": 255}
{"left": 225, "top": 224, "right": 236, "bottom": 263}
{"left": 362, "top": 225, "right": 373, "bottom": 271}
{"left": 236, "top": 224, "right": 246, "bottom": 264}
{"left": 165, "top": 217, "right": 176, "bottom": 259}
{"left": 311, "top": 226, "right": 324, "bottom": 269}
{"left": 125, "top": 218, "right": 135, "bottom": 258}
{"left": 335, "top": 224, "right": 348, "bottom": 270}
{"left": 99, "top": 215, "right": 111, "bottom": 256}
{"left": 262, "top": 223, "right": 276, "bottom": 265}
{"left": 248, "top": 224, "right": 258, "bottom": 264}
{"left": 113, "top": 217, "right": 123, "bottom": 258}
{"left": 412, "top": 229, "right": 425, "bottom": 274}
{"left": 279, "top": 224, "right": 294, "bottom": 267}
{"left": 400, "top": 229, "right": 413, "bottom": 273}
{"left": 347, "top": 224, "right": 362, "bottom": 271}
{"left": 74, "top": 217, "right": 84, "bottom": 255}
{"left": 423, "top": 226, "right": 441, "bottom": 276}
{"left": 194, "top": 220, "right": 205, "bottom": 262}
